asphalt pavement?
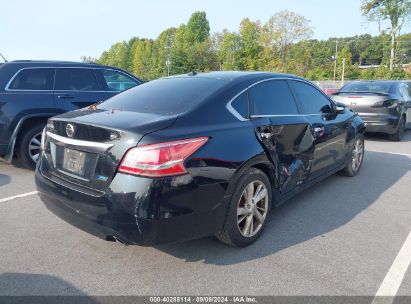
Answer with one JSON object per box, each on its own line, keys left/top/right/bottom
{"left": 0, "top": 132, "right": 410, "bottom": 298}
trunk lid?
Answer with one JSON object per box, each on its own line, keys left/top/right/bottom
{"left": 331, "top": 92, "right": 391, "bottom": 114}
{"left": 42, "top": 108, "right": 177, "bottom": 194}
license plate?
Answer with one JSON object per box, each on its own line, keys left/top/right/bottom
{"left": 62, "top": 148, "right": 86, "bottom": 176}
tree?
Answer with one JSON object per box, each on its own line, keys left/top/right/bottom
{"left": 131, "top": 39, "right": 155, "bottom": 80}
{"left": 239, "top": 18, "right": 263, "bottom": 70}
{"left": 185, "top": 11, "right": 210, "bottom": 43}
{"left": 361, "top": 0, "right": 411, "bottom": 70}
{"left": 262, "top": 10, "right": 313, "bottom": 66}
{"left": 98, "top": 41, "right": 131, "bottom": 70}
{"left": 80, "top": 56, "right": 98, "bottom": 63}
{"left": 215, "top": 30, "right": 243, "bottom": 70}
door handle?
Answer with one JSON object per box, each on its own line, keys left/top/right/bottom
{"left": 260, "top": 132, "right": 272, "bottom": 139}
{"left": 57, "top": 94, "right": 74, "bottom": 99}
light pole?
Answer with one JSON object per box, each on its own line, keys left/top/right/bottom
{"left": 341, "top": 58, "right": 346, "bottom": 86}
{"left": 333, "top": 40, "right": 338, "bottom": 87}
{"left": 165, "top": 59, "right": 171, "bottom": 76}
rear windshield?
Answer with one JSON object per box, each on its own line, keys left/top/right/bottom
{"left": 98, "top": 77, "right": 229, "bottom": 115}
{"left": 341, "top": 82, "right": 393, "bottom": 94}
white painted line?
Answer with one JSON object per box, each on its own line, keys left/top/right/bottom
{"left": 367, "top": 150, "right": 411, "bottom": 158}
{"left": 0, "top": 191, "right": 38, "bottom": 203}
{"left": 373, "top": 231, "right": 411, "bottom": 303}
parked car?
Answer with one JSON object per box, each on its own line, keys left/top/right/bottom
{"left": 0, "top": 60, "right": 142, "bottom": 169}
{"left": 35, "top": 71, "right": 365, "bottom": 247}
{"left": 322, "top": 87, "right": 339, "bottom": 95}
{"left": 331, "top": 80, "right": 410, "bottom": 141}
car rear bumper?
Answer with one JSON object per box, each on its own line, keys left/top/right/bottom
{"left": 35, "top": 155, "right": 229, "bottom": 245}
{"left": 359, "top": 113, "right": 400, "bottom": 134}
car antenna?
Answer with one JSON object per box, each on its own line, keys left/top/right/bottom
{"left": 0, "top": 52, "right": 7, "bottom": 62}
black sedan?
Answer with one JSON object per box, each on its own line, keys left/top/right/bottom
{"left": 331, "top": 80, "right": 410, "bottom": 141}
{"left": 35, "top": 72, "right": 365, "bottom": 247}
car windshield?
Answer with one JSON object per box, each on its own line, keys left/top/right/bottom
{"left": 98, "top": 77, "right": 230, "bottom": 115}
{"left": 341, "top": 82, "right": 393, "bottom": 94}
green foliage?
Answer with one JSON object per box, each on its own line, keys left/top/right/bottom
{"left": 239, "top": 18, "right": 263, "bottom": 70}
{"left": 185, "top": 11, "right": 210, "bottom": 44}
{"left": 215, "top": 30, "right": 243, "bottom": 70}
{"left": 361, "top": 0, "right": 411, "bottom": 69}
{"left": 96, "top": 10, "right": 411, "bottom": 81}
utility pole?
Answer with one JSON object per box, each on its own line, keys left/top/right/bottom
{"left": 165, "top": 59, "right": 171, "bottom": 76}
{"left": 341, "top": 58, "right": 346, "bottom": 86}
{"left": 333, "top": 40, "right": 338, "bottom": 87}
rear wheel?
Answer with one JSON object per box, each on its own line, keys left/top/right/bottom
{"left": 216, "top": 168, "right": 272, "bottom": 247}
{"left": 339, "top": 134, "right": 364, "bottom": 177}
{"left": 389, "top": 116, "right": 406, "bottom": 141}
{"left": 16, "top": 123, "right": 44, "bottom": 169}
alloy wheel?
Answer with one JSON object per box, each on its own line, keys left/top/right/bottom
{"left": 237, "top": 180, "right": 269, "bottom": 237}
{"left": 28, "top": 132, "right": 42, "bottom": 163}
{"left": 351, "top": 138, "right": 364, "bottom": 172}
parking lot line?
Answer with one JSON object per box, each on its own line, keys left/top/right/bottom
{"left": 373, "top": 231, "right": 411, "bottom": 302}
{"left": 0, "top": 191, "right": 38, "bottom": 203}
{"left": 367, "top": 150, "right": 411, "bottom": 158}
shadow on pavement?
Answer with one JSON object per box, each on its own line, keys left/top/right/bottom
{"left": 365, "top": 128, "right": 411, "bottom": 142}
{"left": 0, "top": 273, "right": 96, "bottom": 302}
{"left": 156, "top": 151, "right": 411, "bottom": 265}
{"left": 0, "top": 173, "right": 10, "bottom": 187}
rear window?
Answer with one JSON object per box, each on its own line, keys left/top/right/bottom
{"left": 55, "top": 68, "right": 99, "bottom": 91}
{"left": 341, "top": 82, "right": 393, "bottom": 94}
{"left": 8, "top": 68, "right": 54, "bottom": 90}
{"left": 98, "top": 77, "right": 229, "bottom": 115}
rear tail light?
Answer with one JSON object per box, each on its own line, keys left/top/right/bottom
{"left": 383, "top": 99, "right": 396, "bottom": 107}
{"left": 373, "top": 99, "right": 398, "bottom": 108}
{"left": 118, "top": 137, "right": 209, "bottom": 177}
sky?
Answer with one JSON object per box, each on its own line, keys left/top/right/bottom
{"left": 1, "top": 0, "right": 409, "bottom": 62}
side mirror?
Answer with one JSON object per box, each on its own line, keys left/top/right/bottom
{"left": 320, "top": 105, "right": 334, "bottom": 114}
{"left": 336, "top": 106, "right": 345, "bottom": 114}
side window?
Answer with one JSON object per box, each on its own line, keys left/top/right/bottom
{"left": 8, "top": 68, "right": 54, "bottom": 90}
{"left": 250, "top": 80, "right": 298, "bottom": 115}
{"left": 291, "top": 81, "right": 333, "bottom": 114}
{"left": 95, "top": 69, "right": 139, "bottom": 92}
{"left": 400, "top": 85, "right": 410, "bottom": 101}
{"left": 55, "top": 68, "right": 99, "bottom": 91}
{"left": 231, "top": 93, "right": 248, "bottom": 118}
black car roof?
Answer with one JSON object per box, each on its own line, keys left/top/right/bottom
{"left": 3, "top": 60, "right": 100, "bottom": 67}
{"left": 168, "top": 71, "right": 305, "bottom": 82}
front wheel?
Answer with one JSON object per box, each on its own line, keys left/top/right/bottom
{"left": 216, "top": 168, "right": 272, "bottom": 247}
{"left": 339, "top": 134, "right": 364, "bottom": 177}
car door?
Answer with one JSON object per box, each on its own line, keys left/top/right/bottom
{"left": 250, "top": 79, "right": 316, "bottom": 195}
{"left": 289, "top": 80, "right": 351, "bottom": 179}
{"left": 53, "top": 68, "right": 110, "bottom": 112}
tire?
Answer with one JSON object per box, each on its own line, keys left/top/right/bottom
{"left": 389, "top": 116, "right": 406, "bottom": 142}
{"left": 16, "top": 123, "right": 45, "bottom": 170}
{"left": 216, "top": 168, "right": 272, "bottom": 247}
{"left": 339, "top": 134, "right": 364, "bottom": 177}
